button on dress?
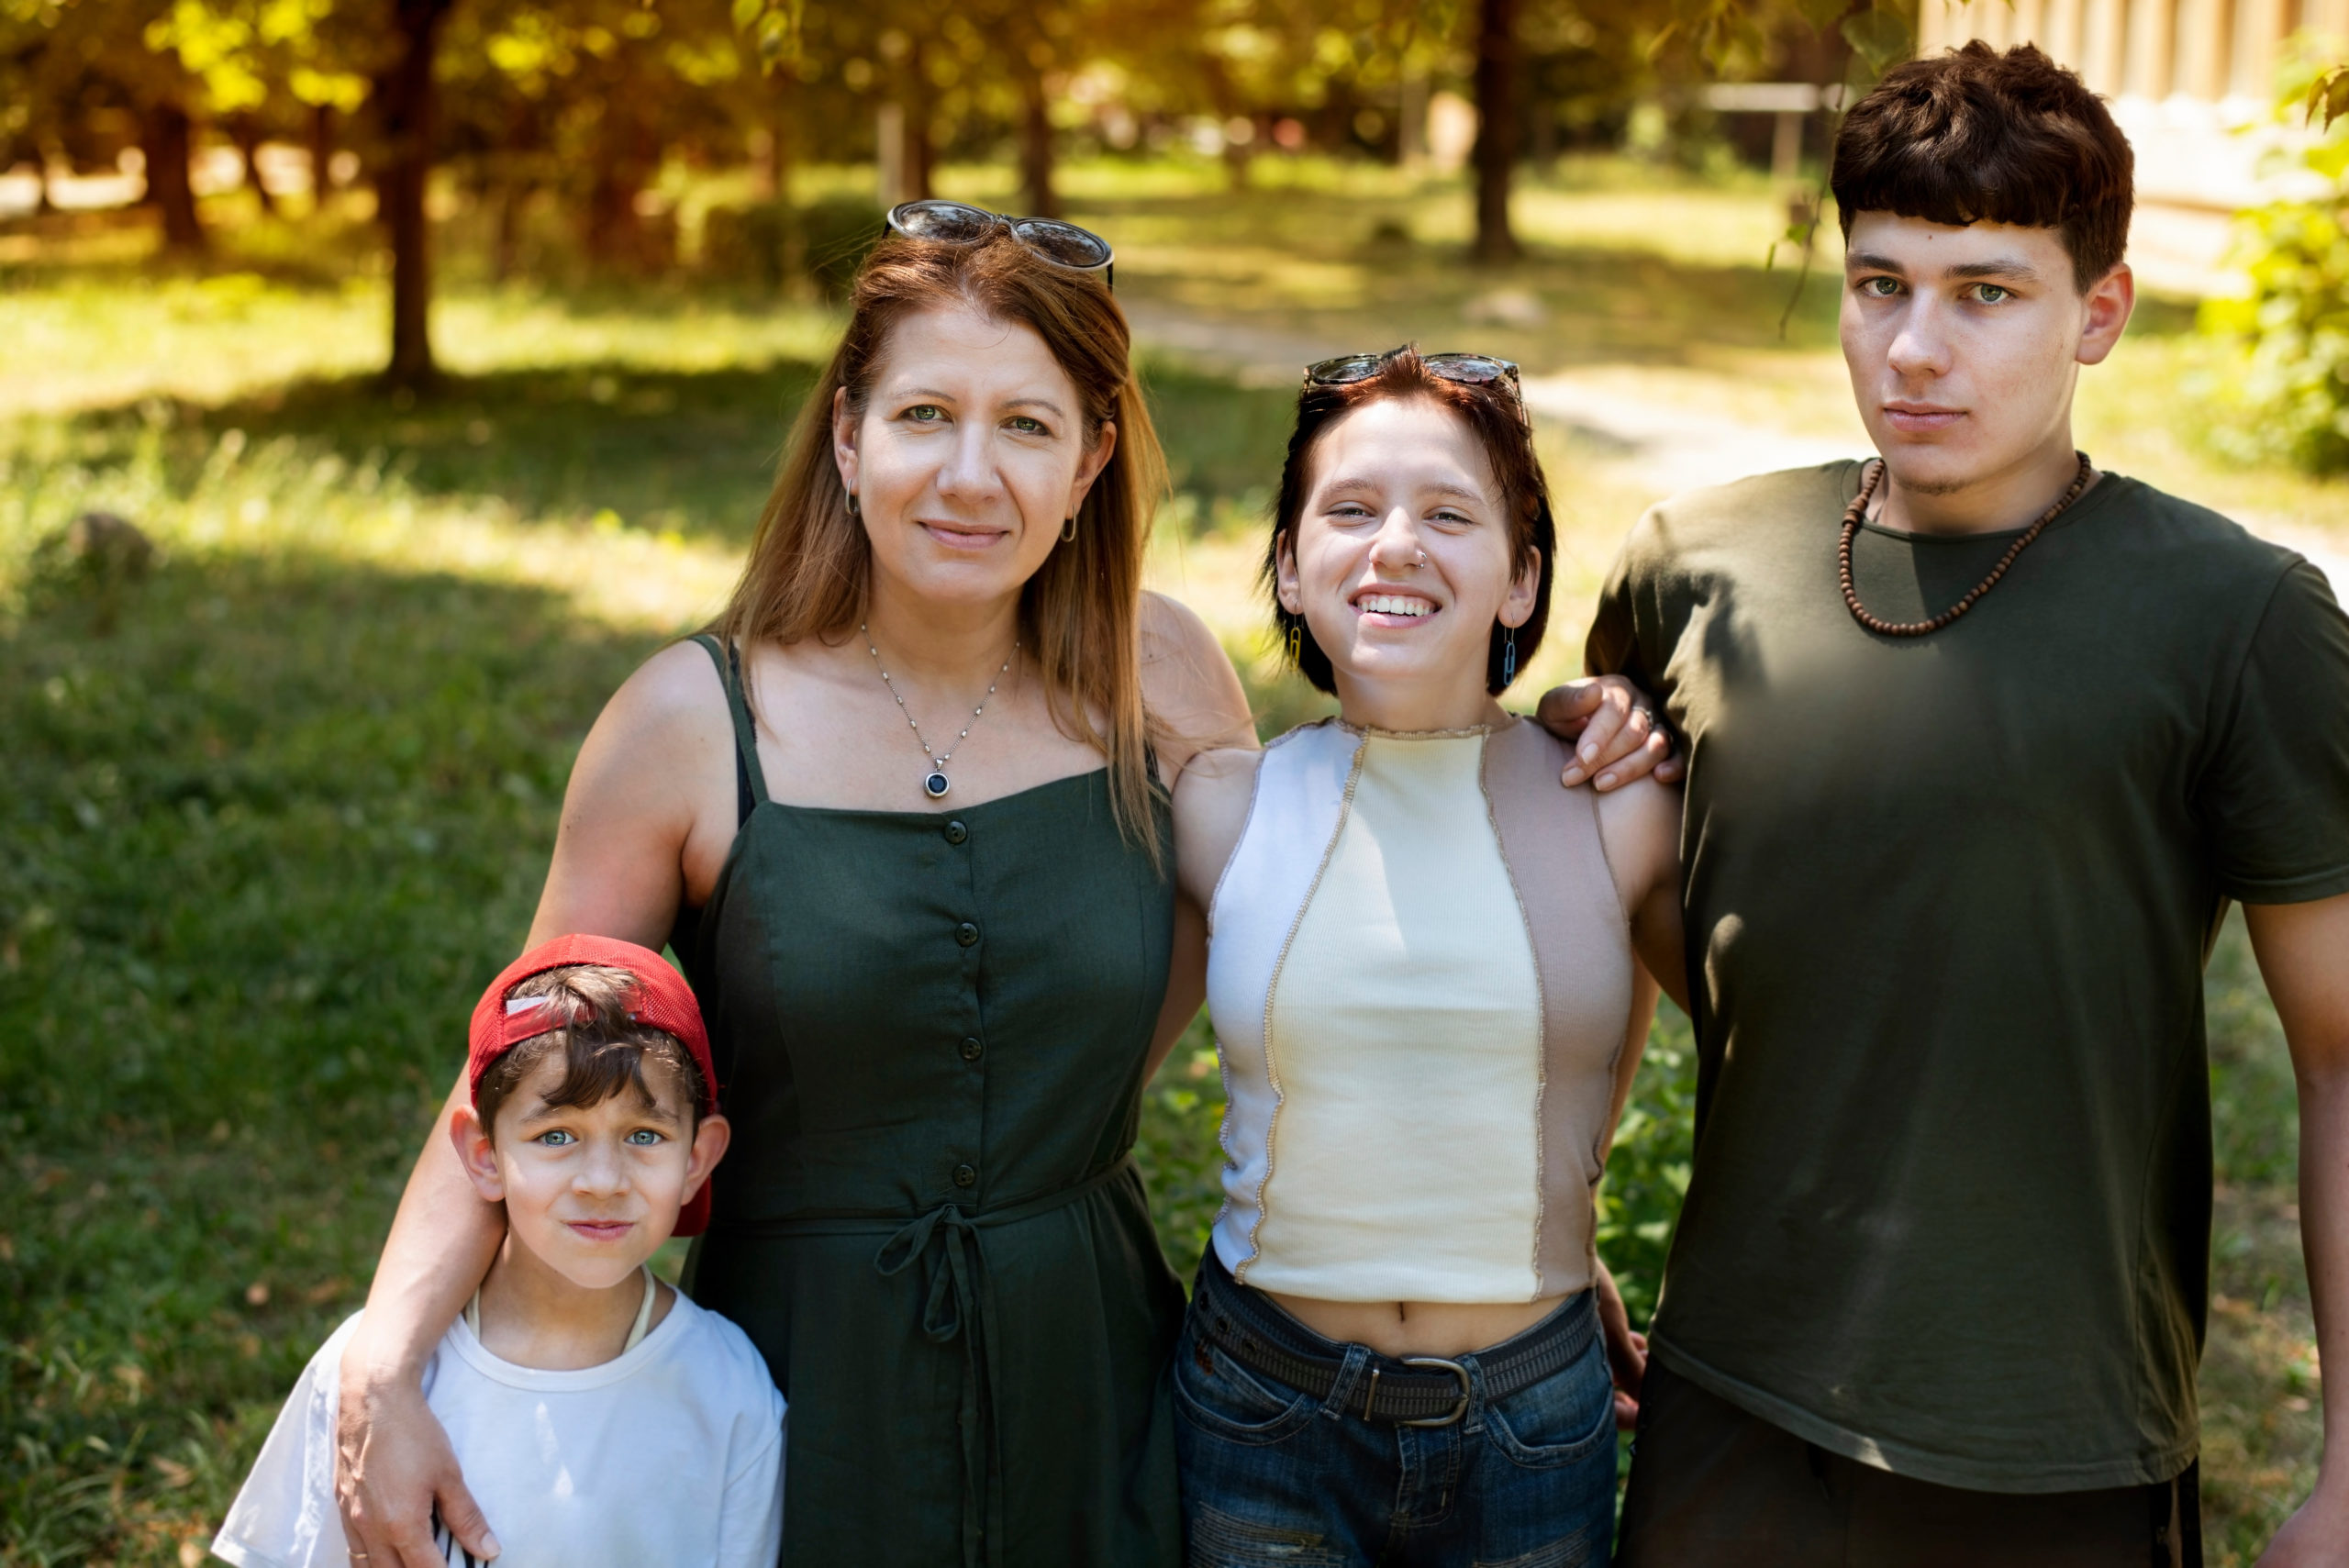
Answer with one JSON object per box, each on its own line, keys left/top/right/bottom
{"left": 672, "top": 637, "right": 1184, "bottom": 1568}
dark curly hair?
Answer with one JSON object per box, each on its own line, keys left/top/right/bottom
{"left": 1832, "top": 40, "right": 2133, "bottom": 291}
{"left": 1263, "top": 347, "right": 1556, "bottom": 697}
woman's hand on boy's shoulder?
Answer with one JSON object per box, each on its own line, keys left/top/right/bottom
{"left": 1534, "top": 676, "right": 1679, "bottom": 790}
{"left": 335, "top": 1361, "right": 500, "bottom": 1567}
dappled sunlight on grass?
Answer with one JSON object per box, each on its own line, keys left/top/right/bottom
{"left": 1510, "top": 186, "right": 1804, "bottom": 271}
{"left": 0, "top": 268, "right": 844, "bottom": 420}
{"left": 2, "top": 414, "right": 743, "bottom": 634}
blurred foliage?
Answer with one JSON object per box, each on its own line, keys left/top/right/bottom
{"left": 2199, "top": 90, "right": 2349, "bottom": 473}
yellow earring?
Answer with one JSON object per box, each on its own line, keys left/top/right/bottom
{"left": 1286, "top": 625, "right": 1302, "bottom": 662}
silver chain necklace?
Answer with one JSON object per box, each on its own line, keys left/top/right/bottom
{"left": 862, "top": 623, "right": 1017, "bottom": 800}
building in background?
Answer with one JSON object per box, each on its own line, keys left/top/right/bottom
{"left": 1916, "top": 0, "right": 2346, "bottom": 292}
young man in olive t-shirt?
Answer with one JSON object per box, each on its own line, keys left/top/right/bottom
{"left": 1582, "top": 42, "right": 2349, "bottom": 1565}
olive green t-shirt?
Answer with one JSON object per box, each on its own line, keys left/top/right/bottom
{"left": 1587, "top": 461, "right": 2349, "bottom": 1494}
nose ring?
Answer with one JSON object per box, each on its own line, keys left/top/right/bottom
{"left": 1414, "top": 550, "right": 1427, "bottom": 567}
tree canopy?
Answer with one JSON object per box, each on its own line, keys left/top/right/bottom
{"left": 1, "top": 0, "right": 1906, "bottom": 382}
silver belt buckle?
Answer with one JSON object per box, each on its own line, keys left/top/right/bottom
{"left": 1397, "top": 1356, "right": 1472, "bottom": 1427}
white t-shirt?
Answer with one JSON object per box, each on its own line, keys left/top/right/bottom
{"left": 212, "top": 1292, "right": 785, "bottom": 1568}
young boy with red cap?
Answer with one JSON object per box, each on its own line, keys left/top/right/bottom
{"left": 213, "top": 936, "right": 785, "bottom": 1568}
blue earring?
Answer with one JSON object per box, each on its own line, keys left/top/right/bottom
{"left": 1502, "top": 625, "right": 1517, "bottom": 684}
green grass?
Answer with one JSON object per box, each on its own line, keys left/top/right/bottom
{"left": 0, "top": 165, "right": 2327, "bottom": 1565}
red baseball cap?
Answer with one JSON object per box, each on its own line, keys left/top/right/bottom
{"left": 466, "top": 934, "right": 720, "bottom": 1237}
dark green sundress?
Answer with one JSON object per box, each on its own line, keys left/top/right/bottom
{"left": 672, "top": 636, "right": 1185, "bottom": 1568}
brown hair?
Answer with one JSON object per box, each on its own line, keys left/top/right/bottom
{"left": 1264, "top": 349, "right": 1556, "bottom": 696}
{"left": 475, "top": 964, "right": 708, "bottom": 1139}
{"left": 714, "top": 229, "right": 1169, "bottom": 844}
{"left": 1832, "top": 41, "right": 2133, "bottom": 292}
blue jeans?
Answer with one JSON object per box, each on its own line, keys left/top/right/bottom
{"left": 1173, "top": 1264, "right": 1619, "bottom": 1568}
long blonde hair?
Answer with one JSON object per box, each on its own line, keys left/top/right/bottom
{"left": 715, "top": 228, "right": 1169, "bottom": 846}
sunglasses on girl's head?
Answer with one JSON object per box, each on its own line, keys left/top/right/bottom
{"left": 1304, "top": 347, "right": 1523, "bottom": 396}
{"left": 885, "top": 200, "right": 1115, "bottom": 288}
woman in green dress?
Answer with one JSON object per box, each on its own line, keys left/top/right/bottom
{"left": 326, "top": 204, "right": 1667, "bottom": 1568}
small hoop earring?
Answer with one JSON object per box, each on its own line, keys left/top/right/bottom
{"left": 845, "top": 492, "right": 862, "bottom": 521}
{"left": 1501, "top": 624, "right": 1518, "bottom": 684}
{"left": 1286, "top": 625, "right": 1302, "bottom": 663}
{"left": 1061, "top": 516, "right": 1077, "bottom": 542}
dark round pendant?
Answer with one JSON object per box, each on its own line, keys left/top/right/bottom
{"left": 924, "top": 771, "right": 951, "bottom": 799}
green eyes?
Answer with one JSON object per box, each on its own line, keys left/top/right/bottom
{"left": 898, "top": 406, "right": 1050, "bottom": 435}
{"left": 626, "top": 1129, "right": 663, "bottom": 1146}
{"left": 1855, "top": 277, "right": 2014, "bottom": 303}
{"left": 536, "top": 1129, "right": 574, "bottom": 1147}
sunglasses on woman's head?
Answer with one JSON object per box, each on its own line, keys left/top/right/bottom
{"left": 885, "top": 200, "right": 1115, "bottom": 289}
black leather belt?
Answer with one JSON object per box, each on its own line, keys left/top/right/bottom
{"left": 1191, "top": 1251, "right": 1598, "bottom": 1426}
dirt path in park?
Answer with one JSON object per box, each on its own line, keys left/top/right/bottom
{"left": 1124, "top": 299, "right": 1857, "bottom": 496}
{"left": 1122, "top": 300, "right": 2349, "bottom": 590}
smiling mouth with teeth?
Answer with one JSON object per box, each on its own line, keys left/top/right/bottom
{"left": 1358, "top": 595, "right": 1434, "bottom": 617}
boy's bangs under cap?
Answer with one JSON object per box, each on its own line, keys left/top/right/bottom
{"left": 465, "top": 933, "right": 718, "bottom": 1237}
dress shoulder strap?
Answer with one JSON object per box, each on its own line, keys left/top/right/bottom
{"left": 688, "top": 633, "right": 770, "bottom": 824}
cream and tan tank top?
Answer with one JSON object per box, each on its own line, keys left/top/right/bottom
{"left": 1205, "top": 716, "right": 1635, "bottom": 1304}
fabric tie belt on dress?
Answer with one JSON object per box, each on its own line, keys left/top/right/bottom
{"left": 731, "top": 1157, "right": 1139, "bottom": 1568}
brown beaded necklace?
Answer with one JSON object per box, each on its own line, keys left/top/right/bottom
{"left": 1839, "top": 451, "right": 2095, "bottom": 638}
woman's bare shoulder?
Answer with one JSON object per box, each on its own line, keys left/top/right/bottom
{"left": 1141, "top": 593, "right": 1255, "bottom": 771}
{"left": 559, "top": 639, "right": 737, "bottom": 838}
{"left": 596, "top": 638, "right": 736, "bottom": 750}
{"left": 530, "top": 639, "right": 741, "bottom": 947}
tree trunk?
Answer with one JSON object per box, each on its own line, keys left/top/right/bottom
{"left": 1222, "top": 129, "right": 1251, "bottom": 191}
{"left": 377, "top": 0, "right": 453, "bottom": 389}
{"left": 140, "top": 101, "right": 206, "bottom": 254}
{"left": 583, "top": 111, "right": 651, "bottom": 272}
{"left": 1398, "top": 72, "right": 1427, "bottom": 168}
{"left": 232, "top": 115, "right": 276, "bottom": 215}
{"left": 308, "top": 104, "right": 334, "bottom": 209}
{"left": 1203, "top": 57, "right": 1247, "bottom": 191}
{"left": 750, "top": 127, "right": 777, "bottom": 201}
{"left": 494, "top": 181, "right": 529, "bottom": 282}
{"left": 1016, "top": 66, "right": 1057, "bottom": 218}
{"left": 1472, "top": 0, "right": 1520, "bottom": 264}
{"left": 766, "top": 99, "right": 793, "bottom": 209}
{"left": 907, "top": 40, "right": 936, "bottom": 201}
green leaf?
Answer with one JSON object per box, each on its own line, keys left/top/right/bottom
{"left": 1842, "top": 6, "right": 1912, "bottom": 75}
{"left": 1793, "top": 0, "right": 1849, "bottom": 33}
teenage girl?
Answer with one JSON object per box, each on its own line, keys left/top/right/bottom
{"left": 1171, "top": 346, "right": 1686, "bottom": 1567}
